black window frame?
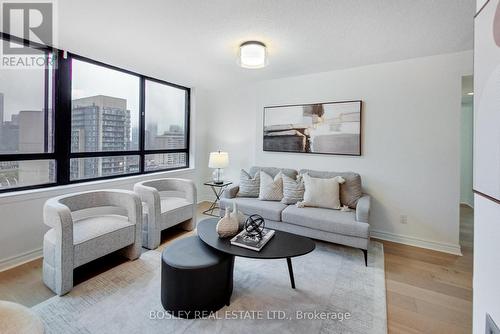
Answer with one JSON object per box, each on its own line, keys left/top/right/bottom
{"left": 0, "top": 32, "right": 190, "bottom": 193}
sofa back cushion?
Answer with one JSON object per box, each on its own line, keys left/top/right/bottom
{"left": 299, "top": 169, "right": 363, "bottom": 208}
{"left": 249, "top": 166, "right": 297, "bottom": 179}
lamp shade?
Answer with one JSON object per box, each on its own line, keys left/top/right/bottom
{"left": 208, "top": 151, "right": 229, "bottom": 168}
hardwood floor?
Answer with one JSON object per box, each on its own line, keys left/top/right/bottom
{"left": 376, "top": 204, "right": 473, "bottom": 334}
{"left": 0, "top": 202, "right": 473, "bottom": 333}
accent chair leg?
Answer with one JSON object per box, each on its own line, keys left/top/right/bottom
{"left": 362, "top": 249, "right": 368, "bottom": 267}
{"left": 180, "top": 218, "right": 195, "bottom": 231}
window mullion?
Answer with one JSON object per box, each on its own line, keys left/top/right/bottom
{"left": 54, "top": 51, "right": 72, "bottom": 185}
{"left": 139, "top": 77, "right": 145, "bottom": 174}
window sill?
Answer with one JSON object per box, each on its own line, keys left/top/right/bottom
{"left": 0, "top": 167, "right": 196, "bottom": 204}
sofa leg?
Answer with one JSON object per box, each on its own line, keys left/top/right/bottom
{"left": 362, "top": 249, "right": 368, "bottom": 267}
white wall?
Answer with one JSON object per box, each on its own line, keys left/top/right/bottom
{"left": 473, "top": 194, "right": 500, "bottom": 333}
{"left": 460, "top": 101, "right": 474, "bottom": 207}
{"left": 207, "top": 51, "right": 473, "bottom": 254}
{"left": 205, "top": 85, "right": 258, "bottom": 183}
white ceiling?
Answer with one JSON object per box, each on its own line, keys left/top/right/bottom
{"left": 57, "top": 0, "right": 475, "bottom": 88}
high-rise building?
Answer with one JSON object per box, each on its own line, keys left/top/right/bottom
{"left": 0, "top": 114, "right": 19, "bottom": 153}
{"left": 17, "top": 110, "right": 53, "bottom": 186}
{"left": 153, "top": 124, "right": 185, "bottom": 149}
{"left": 146, "top": 125, "right": 186, "bottom": 169}
{"left": 70, "top": 95, "right": 137, "bottom": 180}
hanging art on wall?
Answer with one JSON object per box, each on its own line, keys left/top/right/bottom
{"left": 263, "top": 100, "right": 362, "bottom": 156}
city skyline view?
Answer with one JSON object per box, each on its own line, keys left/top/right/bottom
{"left": 0, "top": 54, "right": 188, "bottom": 190}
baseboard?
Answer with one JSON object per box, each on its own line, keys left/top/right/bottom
{"left": 197, "top": 198, "right": 212, "bottom": 204}
{"left": 370, "top": 230, "right": 462, "bottom": 256}
{"left": 0, "top": 248, "right": 43, "bottom": 272}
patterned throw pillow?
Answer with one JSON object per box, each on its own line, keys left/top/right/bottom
{"left": 300, "top": 174, "right": 346, "bottom": 209}
{"left": 237, "top": 169, "right": 260, "bottom": 197}
{"left": 258, "top": 171, "right": 283, "bottom": 201}
{"left": 281, "top": 174, "right": 305, "bottom": 204}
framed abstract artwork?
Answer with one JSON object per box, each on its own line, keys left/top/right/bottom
{"left": 263, "top": 100, "right": 362, "bottom": 156}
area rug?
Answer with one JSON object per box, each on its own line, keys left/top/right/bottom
{"left": 32, "top": 241, "right": 387, "bottom": 334}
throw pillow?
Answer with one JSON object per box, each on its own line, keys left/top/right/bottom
{"left": 281, "top": 174, "right": 305, "bottom": 204}
{"left": 299, "top": 170, "right": 362, "bottom": 209}
{"left": 300, "top": 174, "right": 345, "bottom": 209}
{"left": 237, "top": 169, "right": 260, "bottom": 197}
{"left": 258, "top": 171, "right": 283, "bottom": 201}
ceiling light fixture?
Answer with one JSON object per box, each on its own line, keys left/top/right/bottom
{"left": 238, "top": 41, "right": 267, "bottom": 69}
{"left": 467, "top": 92, "right": 474, "bottom": 96}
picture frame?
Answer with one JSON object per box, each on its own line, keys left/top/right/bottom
{"left": 263, "top": 100, "right": 362, "bottom": 156}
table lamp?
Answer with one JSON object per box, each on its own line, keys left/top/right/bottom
{"left": 208, "top": 151, "right": 229, "bottom": 184}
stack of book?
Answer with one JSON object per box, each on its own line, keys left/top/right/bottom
{"left": 230, "top": 228, "right": 275, "bottom": 251}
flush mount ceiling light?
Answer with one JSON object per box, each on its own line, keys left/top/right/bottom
{"left": 238, "top": 41, "right": 267, "bottom": 69}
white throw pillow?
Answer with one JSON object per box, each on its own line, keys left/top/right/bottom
{"left": 300, "top": 174, "right": 345, "bottom": 209}
{"left": 258, "top": 171, "right": 283, "bottom": 201}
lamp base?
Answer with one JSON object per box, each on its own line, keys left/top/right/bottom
{"left": 212, "top": 168, "right": 224, "bottom": 184}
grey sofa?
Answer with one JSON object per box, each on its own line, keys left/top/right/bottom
{"left": 43, "top": 190, "right": 142, "bottom": 295}
{"left": 220, "top": 167, "right": 371, "bottom": 265}
{"left": 134, "top": 178, "right": 197, "bottom": 250}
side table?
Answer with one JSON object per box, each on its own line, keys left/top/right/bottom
{"left": 203, "top": 181, "right": 232, "bottom": 217}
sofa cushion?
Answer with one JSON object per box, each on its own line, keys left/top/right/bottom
{"left": 72, "top": 214, "right": 134, "bottom": 244}
{"left": 45, "top": 214, "right": 136, "bottom": 268}
{"left": 159, "top": 196, "right": 193, "bottom": 229}
{"left": 220, "top": 197, "right": 287, "bottom": 221}
{"left": 299, "top": 169, "right": 362, "bottom": 209}
{"left": 281, "top": 205, "right": 369, "bottom": 238}
{"left": 249, "top": 166, "right": 297, "bottom": 179}
{"left": 160, "top": 197, "right": 192, "bottom": 214}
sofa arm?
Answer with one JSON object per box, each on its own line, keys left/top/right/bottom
{"left": 222, "top": 185, "right": 239, "bottom": 199}
{"left": 356, "top": 194, "right": 371, "bottom": 223}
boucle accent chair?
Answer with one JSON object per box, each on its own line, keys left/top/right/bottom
{"left": 134, "top": 178, "right": 197, "bottom": 250}
{"left": 42, "top": 189, "right": 142, "bottom": 296}
{"left": 220, "top": 166, "right": 371, "bottom": 265}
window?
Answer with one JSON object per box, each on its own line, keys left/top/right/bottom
{"left": 70, "top": 155, "right": 140, "bottom": 181}
{"left": 0, "top": 36, "right": 56, "bottom": 191}
{"left": 145, "top": 79, "right": 187, "bottom": 150}
{"left": 0, "top": 33, "right": 190, "bottom": 193}
{"left": 71, "top": 59, "right": 140, "bottom": 153}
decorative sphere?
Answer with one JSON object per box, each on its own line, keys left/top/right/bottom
{"left": 245, "top": 214, "right": 265, "bottom": 238}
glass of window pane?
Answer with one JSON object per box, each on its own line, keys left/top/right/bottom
{"left": 145, "top": 80, "right": 187, "bottom": 150}
{"left": 0, "top": 160, "right": 55, "bottom": 190}
{"left": 0, "top": 49, "right": 54, "bottom": 154}
{"left": 144, "top": 153, "right": 187, "bottom": 171}
{"left": 70, "top": 155, "right": 139, "bottom": 181}
{"left": 71, "top": 59, "right": 140, "bottom": 152}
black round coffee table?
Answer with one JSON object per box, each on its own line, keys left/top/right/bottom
{"left": 197, "top": 218, "right": 315, "bottom": 289}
